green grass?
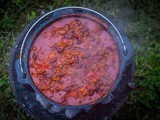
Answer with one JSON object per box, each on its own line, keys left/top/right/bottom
{"left": 0, "top": 0, "right": 160, "bottom": 120}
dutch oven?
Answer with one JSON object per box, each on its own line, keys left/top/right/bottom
{"left": 9, "top": 7, "right": 135, "bottom": 120}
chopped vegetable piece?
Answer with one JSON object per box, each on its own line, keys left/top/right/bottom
{"left": 48, "top": 51, "right": 56, "bottom": 59}
{"left": 58, "top": 85, "right": 63, "bottom": 91}
{"left": 58, "top": 28, "right": 67, "bottom": 35}
{"left": 70, "top": 91, "right": 78, "bottom": 99}
{"left": 60, "top": 41, "right": 67, "bottom": 48}
{"left": 52, "top": 76, "right": 61, "bottom": 81}
{"left": 80, "top": 87, "right": 89, "bottom": 96}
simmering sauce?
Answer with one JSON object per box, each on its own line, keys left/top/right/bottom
{"left": 28, "top": 15, "right": 120, "bottom": 106}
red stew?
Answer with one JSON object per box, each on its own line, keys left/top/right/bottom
{"left": 29, "top": 15, "right": 120, "bottom": 106}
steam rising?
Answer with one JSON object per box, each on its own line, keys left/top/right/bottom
{"left": 80, "top": 0, "right": 141, "bottom": 51}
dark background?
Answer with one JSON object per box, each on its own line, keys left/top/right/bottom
{"left": 0, "top": 0, "right": 160, "bottom": 120}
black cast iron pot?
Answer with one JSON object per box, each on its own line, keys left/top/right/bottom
{"left": 9, "top": 7, "right": 135, "bottom": 120}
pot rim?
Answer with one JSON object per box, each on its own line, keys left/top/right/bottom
{"left": 17, "top": 6, "right": 130, "bottom": 109}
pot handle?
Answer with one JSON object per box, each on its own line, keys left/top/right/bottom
{"left": 121, "top": 35, "right": 134, "bottom": 64}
